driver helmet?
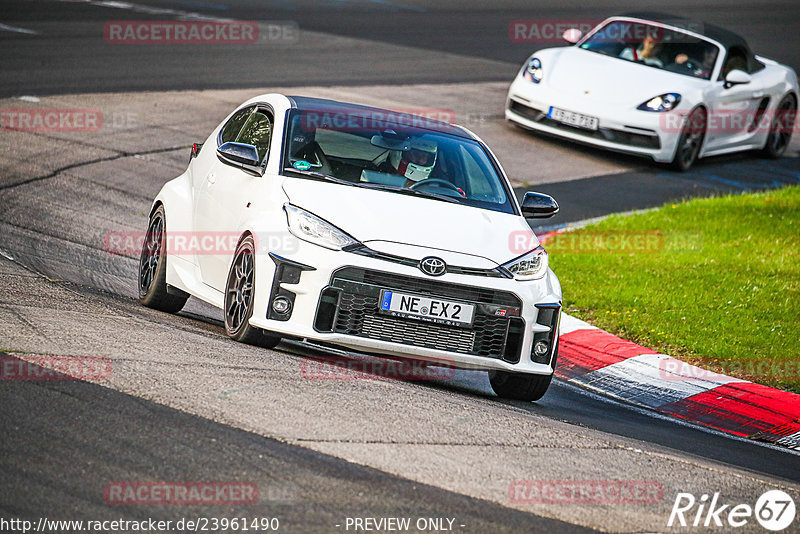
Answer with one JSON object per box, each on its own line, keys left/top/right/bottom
{"left": 388, "top": 137, "right": 438, "bottom": 182}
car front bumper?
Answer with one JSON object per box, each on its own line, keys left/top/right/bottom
{"left": 248, "top": 238, "right": 562, "bottom": 376}
{"left": 506, "top": 75, "right": 685, "bottom": 163}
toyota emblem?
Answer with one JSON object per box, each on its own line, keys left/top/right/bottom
{"left": 419, "top": 256, "right": 447, "bottom": 276}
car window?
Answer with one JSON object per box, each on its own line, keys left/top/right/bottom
{"left": 720, "top": 46, "right": 764, "bottom": 77}
{"left": 235, "top": 110, "right": 273, "bottom": 164}
{"left": 282, "top": 109, "right": 516, "bottom": 215}
{"left": 220, "top": 106, "right": 254, "bottom": 144}
{"left": 458, "top": 145, "right": 505, "bottom": 204}
{"left": 580, "top": 20, "right": 721, "bottom": 80}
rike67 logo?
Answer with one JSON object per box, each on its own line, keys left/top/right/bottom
{"left": 668, "top": 490, "right": 796, "bottom": 531}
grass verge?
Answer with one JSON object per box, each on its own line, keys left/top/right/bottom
{"left": 548, "top": 185, "right": 799, "bottom": 393}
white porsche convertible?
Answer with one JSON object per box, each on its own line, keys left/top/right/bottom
{"left": 138, "top": 95, "right": 563, "bottom": 401}
{"left": 506, "top": 12, "right": 798, "bottom": 170}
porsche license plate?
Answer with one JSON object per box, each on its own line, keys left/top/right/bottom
{"left": 379, "top": 290, "right": 475, "bottom": 327}
{"left": 548, "top": 106, "right": 599, "bottom": 130}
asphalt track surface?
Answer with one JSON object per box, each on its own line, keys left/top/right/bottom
{"left": 1, "top": 1, "right": 800, "bottom": 532}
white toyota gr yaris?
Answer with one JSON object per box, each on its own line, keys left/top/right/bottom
{"left": 139, "top": 94, "right": 562, "bottom": 401}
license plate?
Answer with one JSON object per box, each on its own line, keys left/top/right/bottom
{"left": 548, "top": 106, "right": 599, "bottom": 131}
{"left": 379, "top": 290, "right": 475, "bottom": 327}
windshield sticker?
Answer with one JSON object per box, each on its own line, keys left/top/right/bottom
{"left": 293, "top": 160, "right": 312, "bottom": 171}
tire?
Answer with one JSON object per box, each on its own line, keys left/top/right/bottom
{"left": 224, "top": 235, "right": 281, "bottom": 348}
{"left": 138, "top": 205, "right": 188, "bottom": 313}
{"left": 489, "top": 370, "right": 552, "bottom": 402}
{"left": 670, "top": 107, "right": 707, "bottom": 172}
{"left": 761, "top": 94, "right": 797, "bottom": 158}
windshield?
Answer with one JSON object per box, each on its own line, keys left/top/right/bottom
{"left": 281, "top": 109, "right": 516, "bottom": 214}
{"left": 579, "top": 20, "right": 720, "bottom": 80}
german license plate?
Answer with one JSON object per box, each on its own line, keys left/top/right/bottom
{"left": 548, "top": 106, "right": 599, "bottom": 130}
{"left": 379, "top": 290, "right": 475, "bottom": 327}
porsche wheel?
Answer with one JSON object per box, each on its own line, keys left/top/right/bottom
{"left": 761, "top": 94, "right": 797, "bottom": 158}
{"left": 670, "top": 107, "right": 706, "bottom": 172}
{"left": 138, "top": 205, "right": 188, "bottom": 313}
{"left": 224, "top": 235, "right": 281, "bottom": 348}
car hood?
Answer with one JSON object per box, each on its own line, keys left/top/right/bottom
{"left": 544, "top": 47, "right": 706, "bottom": 105}
{"left": 282, "top": 178, "right": 536, "bottom": 267}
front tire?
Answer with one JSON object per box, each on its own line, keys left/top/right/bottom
{"left": 224, "top": 235, "right": 281, "bottom": 348}
{"left": 670, "top": 107, "right": 706, "bottom": 172}
{"left": 489, "top": 371, "right": 552, "bottom": 402}
{"left": 761, "top": 94, "right": 796, "bottom": 158}
{"left": 138, "top": 205, "right": 188, "bottom": 313}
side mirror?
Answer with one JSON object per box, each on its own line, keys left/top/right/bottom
{"left": 521, "top": 192, "right": 559, "bottom": 219}
{"left": 562, "top": 28, "right": 583, "bottom": 44}
{"left": 217, "top": 142, "right": 265, "bottom": 176}
{"left": 724, "top": 69, "right": 751, "bottom": 89}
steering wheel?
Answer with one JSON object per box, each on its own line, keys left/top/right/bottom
{"left": 410, "top": 178, "right": 465, "bottom": 197}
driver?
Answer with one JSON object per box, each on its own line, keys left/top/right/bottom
{"left": 619, "top": 34, "right": 664, "bottom": 67}
{"left": 383, "top": 137, "right": 438, "bottom": 186}
{"left": 675, "top": 47, "right": 717, "bottom": 78}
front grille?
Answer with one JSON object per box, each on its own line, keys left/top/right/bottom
{"left": 321, "top": 267, "right": 524, "bottom": 361}
{"left": 509, "top": 99, "right": 544, "bottom": 121}
{"left": 538, "top": 117, "right": 661, "bottom": 149}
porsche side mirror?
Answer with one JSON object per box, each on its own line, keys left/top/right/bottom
{"left": 521, "top": 192, "right": 559, "bottom": 218}
{"left": 562, "top": 28, "right": 583, "bottom": 44}
{"left": 724, "top": 69, "right": 752, "bottom": 89}
{"left": 217, "top": 142, "right": 265, "bottom": 176}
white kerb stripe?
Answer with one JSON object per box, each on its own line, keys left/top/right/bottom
{"left": 571, "top": 353, "right": 747, "bottom": 409}
{"left": 559, "top": 313, "right": 599, "bottom": 336}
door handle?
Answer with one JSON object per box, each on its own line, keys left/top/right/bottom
{"left": 752, "top": 91, "right": 765, "bottom": 98}
{"left": 206, "top": 172, "right": 216, "bottom": 184}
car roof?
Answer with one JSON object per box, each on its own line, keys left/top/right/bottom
{"left": 285, "top": 95, "right": 474, "bottom": 139}
{"left": 619, "top": 12, "right": 748, "bottom": 50}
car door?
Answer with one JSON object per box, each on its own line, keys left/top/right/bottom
{"left": 193, "top": 105, "right": 274, "bottom": 291}
{"left": 703, "top": 48, "right": 767, "bottom": 152}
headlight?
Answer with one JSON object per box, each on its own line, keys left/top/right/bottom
{"left": 502, "top": 246, "right": 549, "bottom": 280}
{"left": 524, "top": 57, "right": 543, "bottom": 83}
{"left": 637, "top": 93, "right": 681, "bottom": 112}
{"left": 284, "top": 204, "right": 358, "bottom": 250}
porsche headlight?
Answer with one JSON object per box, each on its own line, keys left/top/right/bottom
{"left": 284, "top": 204, "right": 358, "bottom": 250}
{"left": 524, "top": 57, "right": 543, "bottom": 84}
{"left": 637, "top": 93, "right": 681, "bottom": 112}
{"left": 502, "top": 246, "right": 549, "bottom": 280}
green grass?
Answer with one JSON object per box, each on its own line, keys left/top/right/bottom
{"left": 549, "top": 185, "right": 800, "bottom": 393}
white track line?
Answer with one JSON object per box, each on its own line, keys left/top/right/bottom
{"left": 0, "top": 23, "right": 39, "bottom": 35}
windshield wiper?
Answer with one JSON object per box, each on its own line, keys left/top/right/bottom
{"left": 284, "top": 167, "right": 460, "bottom": 204}
{"left": 283, "top": 167, "right": 353, "bottom": 186}
{"left": 359, "top": 182, "right": 460, "bottom": 204}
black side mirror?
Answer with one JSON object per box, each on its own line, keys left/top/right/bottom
{"left": 521, "top": 192, "right": 559, "bottom": 218}
{"left": 217, "top": 142, "right": 265, "bottom": 176}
